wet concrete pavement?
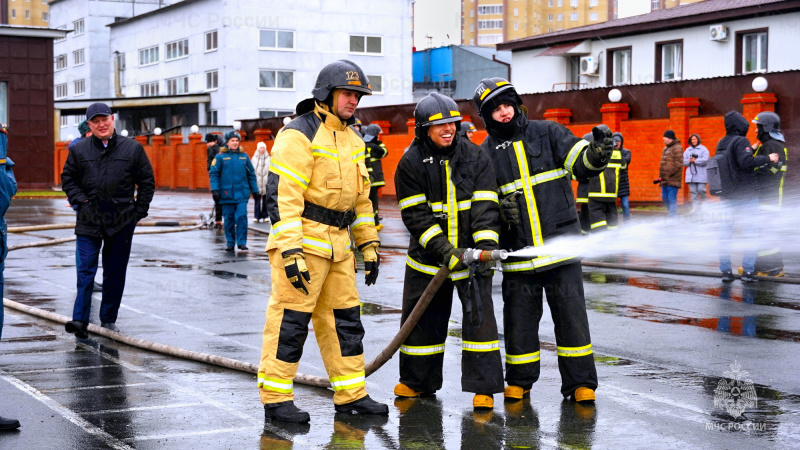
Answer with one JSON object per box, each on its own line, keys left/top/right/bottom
{"left": 1, "top": 192, "right": 799, "bottom": 449}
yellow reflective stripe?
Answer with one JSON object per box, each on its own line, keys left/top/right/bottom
{"left": 576, "top": 198, "right": 588, "bottom": 203}
{"left": 479, "top": 87, "right": 492, "bottom": 100}
{"left": 606, "top": 163, "right": 623, "bottom": 168}
{"left": 330, "top": 371, "right": 366, "bottom": 391}
{"left": 757, "top": 247, "right": 780, "bottom": 257}
{"left": 430, "top": 201, "right": 443, "bottom": 212}
{"left": 270, "top": 160, "right": 310, "bottom": 189}
{"left": 500, "top": 181, "right": 517, "bottom": 195}
{"left": 428, "top": 112, "right": 443, "bottom": 121}
{"left": 514, "top": 141, "right": 543, "bottom": 246}
{"left": 589, "top": 193, "right": 618, "bottom": 198}
{"left": 400, "top": 343, "right": 445, "bottom": 356}
{"left": 457, "top": 200, "right": 472, "bottom": 211}
{"left": 501, "top": 255, "right": 575, "bottom": 272}
{"left": 399, "top": 194, "right": 427, "bottom": 210}
{"left": 406, "top": 255, "right": 469, "bottom": 280}
{"left": 472, "top": 230, "right": 499, "bottom": 243}
{"left": 505, "top": 351, "right": 541, "bottom": 364}
{"left": 351, "top": 148, "right": 366, "bottom": 163}
{"left": 565, "top": 139, "right": 588, "bottom": 175}
{"left": 462, "top": 340, "right": 499, "bottom": 352}
{"left": 420, "top": 224, "right": 444, "bottom": 248}
{"left": 556, "top": 344, "right": 593, "bottom": 357}
{"left": 445, "top": 161, "right": 459, "bottom": 247}
{"left": 610, "top": 150, "right": 622, "bottom": 160}
{"left": 448, "top": 255, "right": 460, "bottom": 270}
{"left": 259, "top": 376, "right": 293, "bottom": 393}
{"left": 531, "top": 168, "right": 567, "bottom": 186}
{"left": 582, "top": 151, "right": 603, "bottom": 171}
{"left": 351, "top": 214, "right": 375, "bottom": 228}
{"left": 496, "top": 81, "right": 509, "bottom": 87}
{"left": 272, "top": 219, "right": 302, "bottom": 237}
{"left": 450, "top": 110, "right": 461, "bottom": 116}
{"left": 312, "top": 145, "right": 339, "bottom": 161}
{"left": 591, "top": 220, "right": 607, "bottom": 229}
{"left": 302, "top": 236, "right": 333, "bottom": 252}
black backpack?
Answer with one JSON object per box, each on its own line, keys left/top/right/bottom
{"left": 707, "top": 140, "right": 743, "bottom": 196}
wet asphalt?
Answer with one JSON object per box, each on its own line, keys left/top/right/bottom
{"left": 1, "top": 192, "right": 799, "bottom": 449}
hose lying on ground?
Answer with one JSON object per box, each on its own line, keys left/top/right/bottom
{"left": 8, "top": 221, "right": 201, "bottom": 233}
{"left": 7, "top": 224, "right": 204, "bottom": 251}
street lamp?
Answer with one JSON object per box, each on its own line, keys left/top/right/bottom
{"left": 154, "top": 127, "right": 162, "bottom": 136}
{"left": 233, "top": 121, "right": 242, "bottom": 131}
{"left": 752, "top": 76, "right": 768, "bottom": 93}
{"left": 608, "top": 89, "right": 622, "bottom": 103}
{"left": 190, "top": 124, "right": 199, "bottom": 134}
{"left": 120, "top": 129, "right": 129, "bottom": 137}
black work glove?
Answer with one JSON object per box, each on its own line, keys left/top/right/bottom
{"left": 477, "top": 260, "right": 495, "bottom": 278}
{"left": 212, "top": 190, "right": 221, "bottom": 203}
{"left": 361, "top": 242, "right": 380, "bottom": 286}
{"left": 283, "top": 253, "right": 311, "bottom": 295}
{"left": 499, "top": 192, "right": 521, "bottom": 226}
{"left": 444, "top": 246, "right": 467, "bottom": 271}
{"left": 586, "top": 125, "right": 614, "bottom": 167}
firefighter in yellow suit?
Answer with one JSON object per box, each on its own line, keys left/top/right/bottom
{"left": 258, "top": 60, "right": 389, "bottom": 424}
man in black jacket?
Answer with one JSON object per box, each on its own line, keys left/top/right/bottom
{"left": 394, "top": 92, "right": 504, "bottom": 410}
{"left": 61, "top": 103, "right": 155, "bottom": 337}
{"left": 473, "top": 78, "right": 612, "bottom": 404}
{"left": 717, "top": 111, "right": 778, "bottom": 282}
{"left": 205, "top": 133, "right": 223, "bottom": 228}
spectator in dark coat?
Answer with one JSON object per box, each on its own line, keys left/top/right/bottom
{"left": 659, "top": 130, "right": 683, "bottom": 217}
{"left": 614, "top": 132, "right": 632, "bottom": 222}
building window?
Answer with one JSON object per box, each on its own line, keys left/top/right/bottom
{"left": 10, "top": 10, "right": 14, "bottom": 20}
{"left": 470, "top": 38, "right": 474, "bottom": 45}
{"left": 55, "top": 83, "right": 67, "bottom": 99}
{"left": 259, "top": 69, "right": 294, "bottom": 90}
{"left": 205, "top": 30, "right": 218, "bottom": 52}
{"left": 470, "top": 24, "right": 474, "bottom": 32}
{"left": 570, "top": 13, "right": 578, "bottom": 21}
{"left": 166, "top": 76, "right": 189, "bottom": 95}
{"left": 61, "top": 116, "right": 68, "bottom": 128}
{"left": 477, "top": 5, "right": 503, "bottom": 15}
{"left": 259, "top": 29, "right": 294, "bottom": 50}
{"left": 73, "top": 49, "right": 84, "bottom": 66}
{"left": 571, "top": 0, "right": 578, "bottom": 7}
{"left": 139, "top": 46, "right": 159, "bottom": 66}
{"left": 514, "top": 8, "right": 519, "bottom": 16}
{"left": 207, "top": 110, "right": 218, "bottom": 125}
{"left": 478, "top": 20, "right": 503, "bottom": 30}
{"left": 259, "top": 110, "right": 294, "bottom": 119}
{"left": 368, "top": 75, "right": 382, "bottom": 94}
{"left": 590, "top": 0, "right": 598, "bottom": 6}
{"left": 548, "top": 0, "right": 554, "bottom": 6}
{"left": 0, "top": 83, "right": 8, "bottom": 125}
{"left": 590, "top": 12, "right": 598, "bottom": 21}
{"left": 558, "top": 0, "right": 563, "bottom": 6}
{"left": 140, "top": 82, "right": 159, "bottom": 97}
{"left": 165, "top": 39, "right": 189, "bottom": 61}
{"left": 478, "top": 34, "right": 503, "bottom": 45}
{"left": 206, "top": 70, "right": 218, "bottom": 90}
{"left": 742, "top": 31, "right": 767, "bottom": 74}
{"left": 657, "top": 41, "right": 682, "bottom": 81}
{"left": 608, "top": 47, "right": 631, "bottom": 85}
{"left": 548, "top": 14, "right": 553, "bottom": 21}
{"left": 74, "top": 79, "right": 85, "bottom": 96}
{"left": 514, "top": 22, "right": 519, "bottom": 31}
{"left": 54, "top": 54, "right": 67, "bottom": 71}
{"left": 25, "top": 9, "right": 30, "bottom": 20}
{"left": 651, "top": 0, "right": 660, "bottom": 10}
{"left": 75, "top": 114, "right": 86, "bottom": 125}
{"left": 470, "top": 9, "right": 474, "bottom": 17}
{"left": 73, "top": 19, "right": 84, "bottom": 36}
{"left": 42, "top": 11, "right": 48, "bottom": 21}
{"left": 350, "top": 35, "right": 382, "bottom": 54}
{"left": 557, "top": 13, "right": 563, "bottom": 21}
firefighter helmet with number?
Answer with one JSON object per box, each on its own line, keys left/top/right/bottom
{"left": 752, "top": 111, "right": 784, "bottom": 142}
{"left": 414, "top": 92, "right": 462, "bottom": 138}
{"left": 311, "top": 60, "right": 372, "bottom": 102}
{"left": 473, "top": 78, "right": 522, "bottom": 117}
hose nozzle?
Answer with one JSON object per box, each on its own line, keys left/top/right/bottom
{"left": 461, "top": 249, "right": 508, "bottom": 265}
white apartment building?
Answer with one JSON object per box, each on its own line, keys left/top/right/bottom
{"left": 49, "top": 0, "right": 176, "bottom": 139}
{"left": 53, "top": 0, "right": 413, "bottom": 140}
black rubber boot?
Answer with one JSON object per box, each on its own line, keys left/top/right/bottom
{"left": 721, "top": 270, "right": 735, "bottom": 282}
{"left": 334, "top": 395, "right": 389, "bottom": 416}
{"left": 238, "top": 245, "right": 249, "bottom": 251}
{"left": 741, "top": 271, "right": 758, "bottom": 283}
{"left": 264, "top": 401, "right": 310, "bottom": 424}
{"left": 0, "top": 416, "right": 21, "bottom": 431}
{"left": 65, "top": 320, "right": 88, "bottom": 339}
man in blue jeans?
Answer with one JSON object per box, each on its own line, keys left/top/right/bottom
{"left": 658, "top": 130, "right": 683, "bottom": 217}
{"left": 0, "top": 123, "right": 21, "bottom": 431}
{"left": 61, "top": 103, "right": 155, "bottom": 337}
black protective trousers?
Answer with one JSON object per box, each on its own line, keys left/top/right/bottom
{"left": 502, "top": 262, "right": 598, "bottom": 398}
{"left": 588, "top": 199, "right": 618, "bottom": 231}
{"left": 368, "top": 186, "right": 381, "bottom": 225}
{"left": 399, "top": 265, "right": 504, "bottom": 395}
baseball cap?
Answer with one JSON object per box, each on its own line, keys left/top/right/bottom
{"left": 86, "top": 103, "right": 112, "bottom": 120}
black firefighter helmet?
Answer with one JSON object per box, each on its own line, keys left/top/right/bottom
{"left": 414, "top": 92, "right": 462, "bottom": 139}
{"left": 473, "top": 77, "right": 522, "bottom": 117}
{"left": 752, "top": 111, "right": 784, "bottom": 142}
{"left": 297, "top": 60, "right": 372, "bottom": 115}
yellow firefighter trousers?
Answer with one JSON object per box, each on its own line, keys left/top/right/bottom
{"left": 259, "top": 250, "right": 367, "bottom": 405}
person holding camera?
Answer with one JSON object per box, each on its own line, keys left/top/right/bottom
{"left": 683, "top": 134, "right": 709, "bottom": 212}
{"left": 658, "top": 130, "right": 683, "bottom": 217}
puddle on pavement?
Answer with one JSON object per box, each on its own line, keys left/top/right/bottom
{"left": 2, "top": 335, "right": 58, "bottom": 343}
{"left": 594, "top": 356, "right": 634, "bottom": 366}
{"left": 360, "top": 301, "right": 402, "bottom": 315}
{"left": 587, "top": 299, "right": 799, "bottom": 343}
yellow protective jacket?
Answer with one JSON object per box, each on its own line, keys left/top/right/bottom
{"left": 265, "top": 102, "right": 378, "bottom": 261}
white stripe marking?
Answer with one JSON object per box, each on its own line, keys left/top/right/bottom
{"left": 83, "top": 402, "right": 204, "bottom": 416}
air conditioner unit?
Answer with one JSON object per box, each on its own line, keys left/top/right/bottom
{"left": 580, "top": 56, "right": 599, "bottom": 76}
{"left": 710, "top": 24, "right": 728, "bottom": 41}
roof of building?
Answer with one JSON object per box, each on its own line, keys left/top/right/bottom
{"left": 108, "top": 0, "right": 204, "bottom": 27}
{"left": 0, "top": 25, "right": 70, "bottom": 39}
{"left": 457, "top": 45, "right": 512, "bottom": 64}
{"left": 498, "top": 0, "right": 800, "bottom": 51}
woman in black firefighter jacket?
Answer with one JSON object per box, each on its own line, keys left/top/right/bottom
{"left": 394, "top": 92, "right": 504, "bottom": 410}
{"left": 473, "top": 78, "right": 613, "bottom": 403}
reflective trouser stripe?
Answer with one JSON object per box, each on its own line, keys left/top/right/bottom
{"left": 505, "top": 351, "right": 541, "bottom": 365}
{"left": 330, "top": 371, "right": 366, "bottom": 391}
{"left": 462, "top": 340, "right": 500, "bottom": 352}
{"left": 591, "top": 220, "right": 607, "bottom": 229}
{"left": 758, "top": 247, "right": 781, "bottom": 257}
{"left": 556, "top": 344, "right": 593, "bottom": 357}
{"left": 258, "top": 374, "right": 293, "bottom": 394}
{"left": 400, "top": 344, "right": 445, "bottom": 356}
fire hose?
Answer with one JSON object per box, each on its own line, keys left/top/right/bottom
{"left": 2, "top": 248, "right": 508, "bottom": 389}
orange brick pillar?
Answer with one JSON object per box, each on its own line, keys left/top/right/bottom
{"left": 151, "top": 135, "right": 166, "bottom": 188}
{"left": 543, "top": 108, "right": 571, "bottom": 125}
{"left": 187, "top": 133, "right": 202, "bottom": 190}
{"left": 600, "top": 103, "right": 630, "bottom": 133}
{"left": 740, "top": 93, "right": 777, "bottom": 142}
{"left": 667, "top": 98, "right": 700, "bottom": 204}
{"left": 406, "top": 118, "right": 416, "bottom": 138}
{"left": 254, "top": 128, "right": 271, "bottom": 147}
{"left": 135, "top": 135, "right": 156, "bottom": 183}
{"left": 169, "top": 135, "right": 183, "bottom": 189}
{"left": 54, "top": 142, "right": 67, "bottom": 185}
